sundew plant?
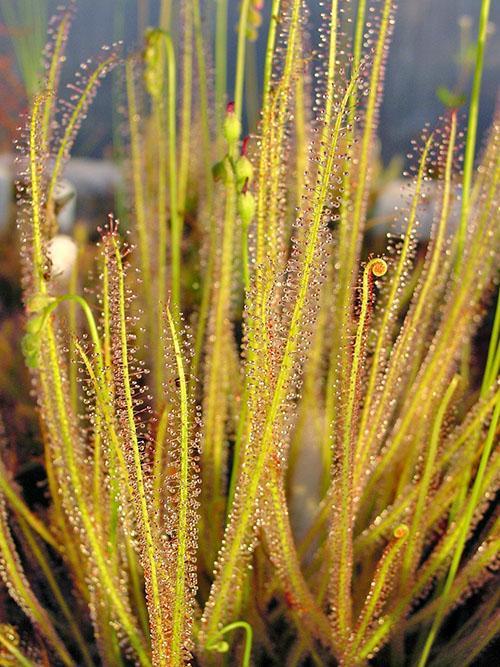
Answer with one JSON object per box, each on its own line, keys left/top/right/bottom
{"left": 0, "top": 0, "right": 498, "bottom": 664}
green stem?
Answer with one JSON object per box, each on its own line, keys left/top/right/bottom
{"left": 349, "top": 525, "right": 409, "bottom": 658}
{"left": 215, "top": 0, "right": 228, "bottom": 127}
{"left": 125, "top": 58, "right": 154, "bottom": 327}
{"left": 47, "top": 57, "right": 116, "bottom": 205}
{"left": 0, "top": 634, "right": 35, "bottom": 667}
{"left": 189, "top": 0, "right": 215, "bottom": 385}
{"left": 160, "top": 0, "right": 172, "bottom": 29}
{"left": 482, "top": 291, "right": 500, "bottom": 392}
{"left": 179, "top": 5, "right": 193, "bottom": 215}
{"left": 202, "top": 170, "right": 236, "bottom": 529}
{"left": 234, "top": 0, "right": 252, "bottom": 124}
{"left": 29, "top": 95, "right": 46, "bottom": 290}
{"left": 325, "top": 0, "right": 338, "bottom": 125}
{"left": 417, "top": 395, "right": 499, "bottom": 666}
{"left": 348, "top": 0, "right": 392, "bottom": 259}
{"left": 456, "top": 0, "right": 492, "bottom": 266}
{"left": 18, "top": 519, "right": 94, "bottom": 667}
{"left": 0, "top": 465, "right": 58, "bottom": 550}
{"left": 401, "top": 376, "right": 459, "bottom": 585}
{"left": 153, "top": 74, "right": 169, "bottom": 399}
{"left": 41, "top": 11, "right": 69, "bottom": 151}
{"left": 263, "top": 1, "right": 281, "bottom": 96}
{"left": 166, "top": 306, "right": 194, "bottom": 665}
{"left": 207, "top": 621, "right": 253, "bottom": 667}
{"left": 0, "top": 504, "right": 73, "bottom": 665}
{"left": 353, "top": 0, "right": 367, "bottom": 72}
{"left": 125, "top": 59, "right": 153, "bottom": 310}
{"left": 165, "top": 33, "right": 181, "bottom": 317}
{"left": 334, "top": 257, "right": 387, "bottom": 638}
{"left": 112, "top": 238, "right": 166, "bottom": 664}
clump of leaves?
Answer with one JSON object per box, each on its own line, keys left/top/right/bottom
{"left": 0, "top": 1, "right": 497, "bottom": 665}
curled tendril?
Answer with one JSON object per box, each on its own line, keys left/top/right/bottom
{"left": 365, "top": 257, "right": 388, "bottom": 278}
{"left": 393, "top": 524, "right": 409, "bottom": 540}
{"left": 206, "top": 621, "right": 253, "bottom": 667}
{"left": 22, "top": 293, "right": 102, "bottom": 370}
{"left": 369, "top": 257, "right": 388, "bottom": 278}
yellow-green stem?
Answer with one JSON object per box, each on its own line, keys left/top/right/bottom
{"left": 166, "top": 306, "right": 193, "bottom": 665}
{"left": 456, "top": 0, "right": 492, "bottom": 266}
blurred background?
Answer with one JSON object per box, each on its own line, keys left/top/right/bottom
{"left": 0, "top": 0, "right": 498, "bottom": 160}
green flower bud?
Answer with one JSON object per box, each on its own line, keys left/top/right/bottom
{"left": 25, "top": 311, "right": 45, "bottom": 336}
{"left": 223, "top": 102, "right": 241, "bottom": 145}
{"left": 144, "top": 29, "right": 164, "bottom": 99}
{"left": 249, "top": 7, "right": 263, "bottom": 28}
{"left": 26, "top": 294, "right": 56, "bottom": 314}
{"left": 246, "top": 26, "right": 259, "bottom": 42}
{"left": 22, "top": 294, "right": 57, "bottom": 368}
{"left": 235, "top": 155, "right": 254, "bottom": 191}
{"left": 247, "top": 1, "right": 264, "bottom": 42}
{"left": 22, "top": 312, "right": 46, "bottom": 369}
{"left": 212, "top": 156, "right": 232, "bottom": 184}
{"left": 238, "top": 190, "right": 256, "bottom": 227}
{"left": 21, "top": 333, "right": 41, "bottom": 369}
